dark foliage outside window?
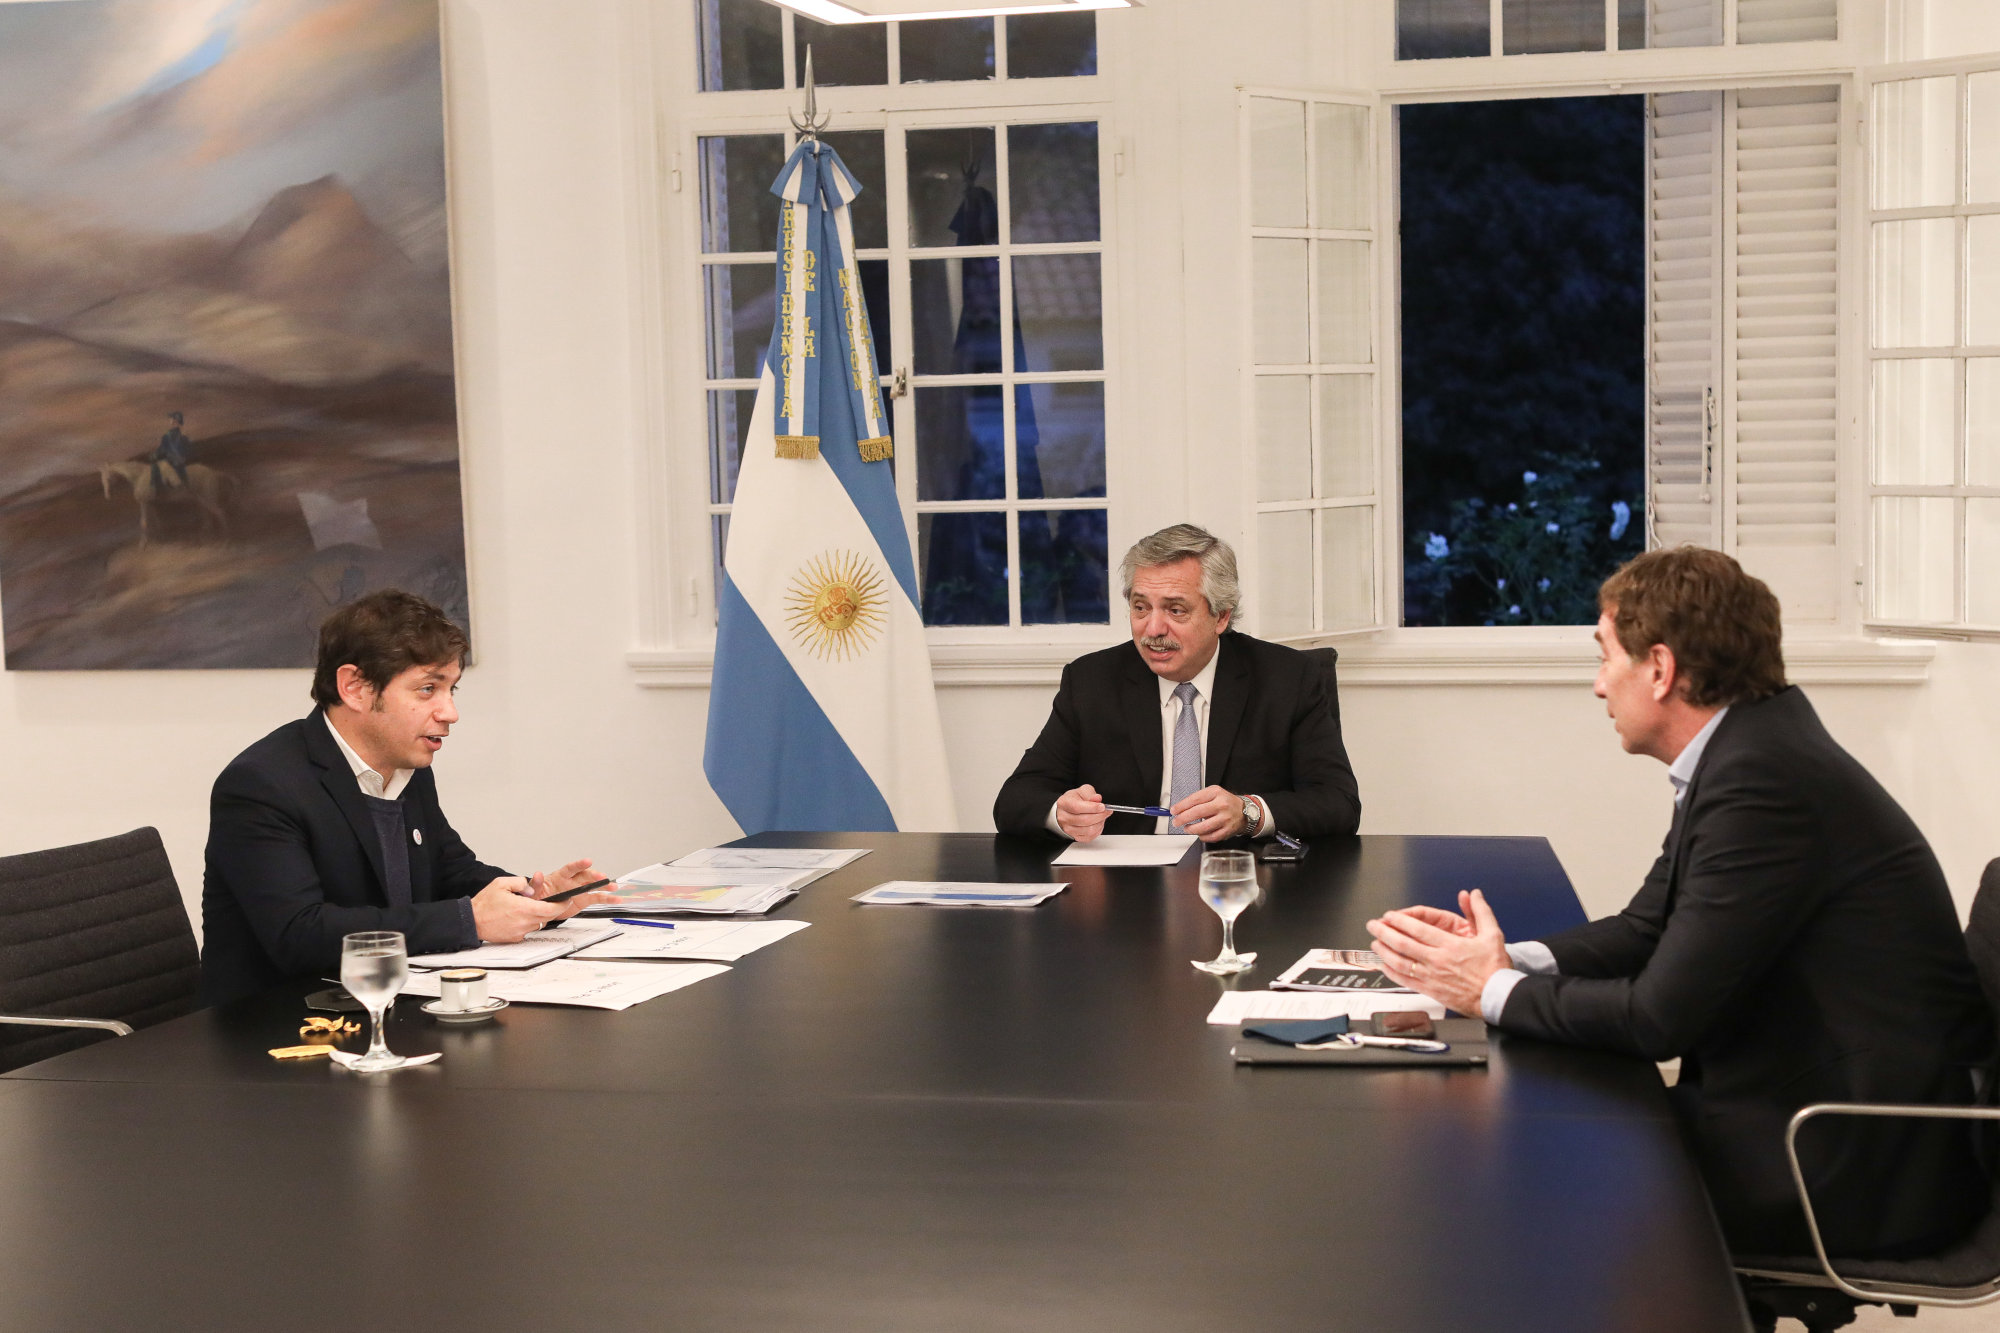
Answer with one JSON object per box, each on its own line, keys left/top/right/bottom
{"left": 1399, "top": 95, "right": 1645, "bottom": 626}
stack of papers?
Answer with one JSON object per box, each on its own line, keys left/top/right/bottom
{"left": 401, "top": 959, "right": 729, "bottom": 1011}
{"left": 579, "top": 848, "right": 867, "bottom": 917}
{"left": 1051, "top": 835, "right": 1196, "bottom": 867}
{"left": 574, "top": 919, "right": 810, "bottom": 962}
{"left": 409, "top": 925, "right": 618, "bottom": 970}
{"left": 1270, "top": 948, "right": 1415, "bottom": 993}
{"left": 1205, "top": 990, "right": 1446, "bottom": 1027}
{"left": 851, "top": 881, "right": 1066, "bottom": 907}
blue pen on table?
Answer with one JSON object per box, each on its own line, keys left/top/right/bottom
{"left": 1102, "top": 803, "right": 1173, "bottom": 817}
{"left": 610, "top": 918, "right": 677, "bottom": 930}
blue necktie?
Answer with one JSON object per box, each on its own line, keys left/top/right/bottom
{"left": 1168, "top": 681, "right": 1200, "bottom": 833}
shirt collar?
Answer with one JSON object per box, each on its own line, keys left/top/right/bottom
{"left": 1667, "top": 706, "right": 1729, "bottom": 803}
{"left": 323, "top": 711, "right": 413, "bottom": 801}
{"left": 1157, "top": 642, "right": 1222, "bottom": 709}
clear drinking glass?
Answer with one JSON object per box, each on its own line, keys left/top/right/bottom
{"left": 1193, "top": 850, "right": 1260, "bottom": 974}
{"left": 339, "top": 931, "right": 416, "bottom": 1072}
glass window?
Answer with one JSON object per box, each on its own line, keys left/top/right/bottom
{"left": 699, "top": 135, "right": 786, "bottom": 254}
{"left": 901, "top": 18, "right": 993, "bottom": 83}
{"left": 1617, "top": 0, "right": 1646, "bottom": 50}
{"left": 907, "top": 127, "right": 997, "bottom": 248}
{"left": 1009, "top": 123, "right": 1099, "bottom": 243}
{"left": 1397, "top": 0, "right": 1490, "bottom": 60}
{"left": 1006, "top": 14, "right": 1096, "bottom": 79}
{"left": 1020, "top": 510, "right": 1108, "bottom": 624}
{"left": 1016, "top": 382, "right": 1105, "bottom": 500}
{"left": 793, "top": 18, "right": 886, "bottom": 87}
{"left": 820, "top": 131, "right": 888, "bottom": 249}
{"left": 1502, "top": 0, "right": 1604, "bottom": 55}
{"left": 696, "top": 0, "right": 782, "bottom": 92}
{"left": 919, "top": 512, "right": 1009, "bottom": 625}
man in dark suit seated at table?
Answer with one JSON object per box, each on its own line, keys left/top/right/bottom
{"left": 200, "top": 590, "right": 613, "bottom": 1005}
{"left": 993, "top": 523, "right": 1360, "bottom": 844}
{"left": 1368, "top": 547, "right": 1995, "bottom": 1262}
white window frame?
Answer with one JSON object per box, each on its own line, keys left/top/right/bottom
{"left": 1390, "top": 0, "right": 1842, "bottom": 64}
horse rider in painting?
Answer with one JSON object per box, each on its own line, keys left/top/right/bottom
{"left": 152, "top": 411, "right": 191, "bottom": 491}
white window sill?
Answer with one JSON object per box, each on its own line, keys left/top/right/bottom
{"left": 628, "top": 627, "right": 1934, "bottom": 689}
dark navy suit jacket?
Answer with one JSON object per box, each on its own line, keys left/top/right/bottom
{"left": 200, "top": 713, "right": 506, "bottom": 1005}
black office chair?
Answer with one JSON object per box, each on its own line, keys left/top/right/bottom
{"left": 1301, "top": 646, "right": 1343, "bottom": 726}
{"left": 0, "top": 827, "right": 202, "bottom": 1074}
{"left": 1734, "top": 857, "right": 2000, "bottom": 1331}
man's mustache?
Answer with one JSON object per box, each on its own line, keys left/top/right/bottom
{"left": 1140, "top": 635, "right": 1179, "bottom": 652}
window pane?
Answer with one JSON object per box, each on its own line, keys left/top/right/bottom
{"left": 901, "top": 18, "right": 993, "bottom": 83}
{"left": 856, "top": 258, "right": 892, "bottom": 373}
{"left": 1650, "top": 0, "right": 1721, "bottom": 48}
{"left": 1321, "top": 506, "right": 1375, "bottom": 631}
{"left": 1020, "top": 509, "right": 1109, "bottom": 624}
{"left": 699, "top": 135, "right": 786, "bottom": 254}
{"left": 1256, "top": 377, "right": 1311, "bottom": 502}
{"left": 1314, "top": 103, "right": 1370, "bottom": 231}
{"left": 712, "top": 514, "right": 730, "bottom": 611}
{"left": 705, "top": 264, "right": 774, "bottom": 379}
{"left": 1009, "top": 122, "right": 1100, "bottom": 243}
{"left": 915, "top": 385, "right": 1004, "bottom": 501}
{"left": 709, "top": 389, "right": 757, "bottom": 504}
{"left": 1014, "top": 254, "right": 1103, "bottom": 372}
{"left": 1250, "top": 98, "right": 1307, "bottom": 229}
{"left": 1502, "top": 0, "right": 1604, "bottom": 55}
{"left": 1871, "top": 219, "right": 1956, "bottom": 348}
{"left": 1872, "top": 359, "right": 1956, "bottom": 485}
{"left": 919, "top": 511, "right": 1008, "bottom": 625}
{"left": 1967, "top": 215, "right": 2000, "bottom": 345}
{"left": 907, "top": 127, "right": 997, "bottom": 248}
{"left": 910, "top": 257, "right": 1001, "bottom": 374}
{"left": 1737, "top": 0, "right": 1836, "bottom": 44}
{"left": 1871, "top": 78, "right": 1958, "bottom": 211}
{"left": 1970, "top": 73, "right": 2000, "bottom": 205}
{"left": 1006, "top": 13, "right": 1096, "bottom": 78}
{"left": 820, "top": 132, "right": 888, "bottom": 250}
{"left": 1016, "top": 382, "right": 1105, "bottom": 500}
{"left": 1968, "top": 358, "right": 2000, "bottom": 484}
{"left": 1617, "top": 0, "right": 1646, "bottom": 49}
{"left": 1258, "top": 510, "right": 1313, "bottom": 636}
{"left": 1397, "top": 0, "right": 1489, "bottom": 60}
{"left": 1316, "top": 240, "right": 1371, "bottom": 364}
{"left": 1872, "top": 496, "right": 1956, "bottom": 621}
{"left": 1318, "top": 374, "right": 1374, "bottom": 496}
{"left": 793, "top": 18, "right": 886, "bottom": 87}
{"left": 1968, "top": 499, "right": 2000, "bottom": 625}
{"left": 1252, "top": 238, "right": 1308, "bottom": 364}
{"left": 696, "top": 0, "right": 782, "bottom": 93}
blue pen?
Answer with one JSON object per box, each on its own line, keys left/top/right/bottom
{"left": 1102, "top": 803, "right": 1173, "bottom": 817}
{"left": 610, "top": 918, "right": 677, "bottom": 930}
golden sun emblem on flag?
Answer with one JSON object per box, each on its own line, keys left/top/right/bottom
{"left": 784, "top": 550, "right": 887, "bottom": 660}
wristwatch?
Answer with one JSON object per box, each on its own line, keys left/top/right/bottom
{"left": 1239, "top": 795, "right": 1264, "bottom": 835}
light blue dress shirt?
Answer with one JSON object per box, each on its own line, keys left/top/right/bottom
{"left": 1477, "top": 707, "right": 1731, "bottom": 1024}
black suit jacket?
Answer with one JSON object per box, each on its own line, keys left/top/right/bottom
{"left": 992, "top": 632, "right": 1361, "bottom": 840}
{"left": 200, "top": 713, "right": 509, "bottom": 1005}
{"left": 1499, "top": 687, "right": 1995, "bottom": 1257}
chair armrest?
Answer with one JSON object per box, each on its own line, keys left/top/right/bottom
{"left": 0, "top": 1014, "right": 134, "bottom": 1037}
{"left": 1784, "top": 1102, "right": 2000, "bottom": 1309}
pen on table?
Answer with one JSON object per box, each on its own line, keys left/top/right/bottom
{"left": 1101, "top": 803, "right": 1173, "bottom": 817}
{"left": 610, "top": 918, "right": 677, "bottom": 930}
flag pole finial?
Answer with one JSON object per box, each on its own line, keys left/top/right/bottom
{"left": 790, "top": 47, "right": 831, "bottom": 143}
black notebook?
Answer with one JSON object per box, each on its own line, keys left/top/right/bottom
{"left": 1231, "top": 1017, "right": 1490, "bottom": 1068}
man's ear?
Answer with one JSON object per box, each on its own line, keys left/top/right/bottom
{"left": 1215, "top": 606, "right": 1232, "bottom": 634}
{"left": 1647, "top": 642, "right": 1680, "bottom": 704}
{"left": 333, "top": 664, "right": 376, "bottom": 713}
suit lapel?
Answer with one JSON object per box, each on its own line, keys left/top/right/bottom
{"left": 304, "top": 713, "right": 389, "bottom": 898}
{"left": 1204, "top": 633, "right": 1250, "bottom": 783}
{"left": 1123, "top": 648, "right": 1164, "bottom": 802}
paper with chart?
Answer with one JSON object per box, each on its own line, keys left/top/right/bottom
{"left": 1050, "top": 835, "right": 1197, "bottom": 867}
{"left": 577, "top": 865, "right": 811, "bottom": 916}
{"left": 401, "top": 959, "right": 729, "bottom": 1011}
{"left": 574, "top": 919, "right": 811, "bottom": 962}
{"left": 408, "top": 925, "right": 618, "bottom": 970}
{"left": 1271, "top": 948, "right": 1415, "bottom": 993}
{"left": 669, "top": 847, "right": 870, "bottom": 873}
{"left": 1205, "top": 989, "right": 1446, "bottom": 1026}
{"left": 852, "top": 882, "right": 1067, "bottom": 907}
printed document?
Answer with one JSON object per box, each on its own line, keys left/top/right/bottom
{"left": 575, "top": 919, "right": 810, "bottom": 962}
{"left": 408, "top": 925, "right": 619, "bottom": 970}
{"left": 1051, "top": 835, "right": 1197, "bottom": 867}
{"left": 401, "top": 959, "right": 729, "bottom": 1011}
{"left": 669, "top": 847, "right": 870, "bottom": 872}
{"left": 852, "top": 882, "right": 1066, "bottom": 907}
{"left": 1271, "top": 948, "right": 1414, "bottom": 993}
{"left": 1205, "top": 990, "right": 1446, "bottom": 1026}
{"left": 578, "top": 865, "right": 809, "bottom": 916}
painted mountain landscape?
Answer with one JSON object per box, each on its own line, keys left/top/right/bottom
{"left": 0, "top": 0, "right": 466, "bottom": 668}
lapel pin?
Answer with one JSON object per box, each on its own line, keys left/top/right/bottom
{"left": 412, "top": 828, "right": 423, "bottom": 845}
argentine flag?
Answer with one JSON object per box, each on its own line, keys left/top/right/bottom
{"left": 704, "top": 140, "right": 958, "bottom": 834}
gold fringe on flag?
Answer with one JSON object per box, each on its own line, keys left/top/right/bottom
{"left": 775, "top": 435, "right": 820, "bottom": 460}
{"left": 857, "top": 436, "right": 893, "bottom": 463}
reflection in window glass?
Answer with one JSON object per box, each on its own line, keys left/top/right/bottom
{"left": 907, "top": 127, "right": 998, "bottom": 248}
{"left": 1617, "top": 0, "right": 1646, "bottom": 49}
{"left": 901, "top": 18, "right": 993, "bottom": 83}
{"left": 704, "top": 264, "right": 774, "bottom": 380}
{"left": 1014, "top": 254, "right": 1103, "bottom": 372}
{"left": 696, "top": 0, "right": 782, "bottom": 92}
{"left": 1006, "top": 13, "right": 1096, "bottom": 78}
{"left": 920, "top": 512, "right": 1009, "bottom": 624}
{"left": 1009, "top": 123, "right": 1100, "bottom": 243}
{"left": 1503, "top": 0, "right": 1604, "bottom": 54}
{"left": 699, "top": 136, "right": 786, "bottom": 254}
{"left": 1017, "top": 382, "right": 1106, "bottom": 500}
{"left": 793, "top": 17, "right": 886, "bottom": 87}
{"left": 910, "top": 257, "right": 1002, "bottom": 375}
{"left": 1020, "top": 510, "right": 1109, "bottom": 623}
{"left": 819, "top": 132, "right": 889, "bottom": 250}
{"left": 916, "top": 386, "right": 1005, "bottom": 502}
{"left": 1397, "top": 0, "right": 1489, "bottom": 60}
{"left": 709, "top": 389, "right": 757, "bottom": 504}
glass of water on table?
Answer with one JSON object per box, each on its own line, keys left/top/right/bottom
{"left": 1193, "top": 850, "right": 1260, "bottom": 975}
{"left": 335, "top": 932, "right": 438, "bottom": 1071}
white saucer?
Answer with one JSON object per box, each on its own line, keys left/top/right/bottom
{"left": 421, "top": 996, "right": 508, "bottom": 1024}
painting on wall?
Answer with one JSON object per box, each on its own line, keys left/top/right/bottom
{"left": 0, "top": 0, "right": 467, "bottom": 668}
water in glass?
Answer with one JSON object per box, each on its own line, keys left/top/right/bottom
{"left": 339, "top": 931, "right": 417, "bottom": 1072}
{"left": 1194, "top": 850, "right": 1259, "bottom": 974}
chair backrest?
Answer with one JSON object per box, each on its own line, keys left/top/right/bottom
{"left": 1970, "top": 859, "right": 2000, "bottom": 1028}
{"left": 1301, "top": 646, "right": 1343, "bottom": 728}
{"left": 0, "top": 827, "right": 201, "bottom": 1073}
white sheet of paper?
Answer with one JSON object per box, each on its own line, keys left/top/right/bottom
{"left": 1204, "top": 990, "right": 1447, "bottom": 1026}
{"left": 1050, "top": 835, "right": 1197, "bottom": 867}
{"left": 576, "top": 864, "right": 810, "bottom": 916}
{"left": 574, "top": 919, "right": 810, "bottom": 962}
{"left": 851, "top": 881, "right": 1066, "bottom": 907}
{"left": 669, "top": 847, "right": 870, "bottom": 872}
{"left": 408, "top": 925, "right": 618, "bottom": 970}
{"left": 401, "top": 959, "right": 729, "bottom": 1011}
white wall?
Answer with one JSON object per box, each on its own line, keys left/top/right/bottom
{"left": 0, "top": 0, "right": 1995, "bottom": 950}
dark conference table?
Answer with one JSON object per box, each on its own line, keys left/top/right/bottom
{"left": 0, "top": 834, "right": 1750, "bottom": 1332}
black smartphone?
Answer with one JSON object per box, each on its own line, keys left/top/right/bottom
{"left": 1257, "top": 838, "right": 1308, "bottom": 863}
{"left": 542, "top": 876, "right": 613, "bottom": 904}
{"left": 1371, "top": 1011, "right": 1436, "bottom": 1039}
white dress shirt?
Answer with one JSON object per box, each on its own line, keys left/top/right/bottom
{"left": 1478, "top": 706, "right": 1731, "bottom": 1024}
{"left": 324, "top": 713, "right": 413, "bottom": 800}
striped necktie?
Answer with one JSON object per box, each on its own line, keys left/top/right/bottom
{"left": 1168, "top": 680, "right": 1201, "bottom": 833}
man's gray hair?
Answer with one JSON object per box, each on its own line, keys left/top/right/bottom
{"left": 1119, "top": 524, "right": 1240, "bottom": 620}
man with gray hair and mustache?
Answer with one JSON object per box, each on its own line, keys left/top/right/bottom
{"left": 994, "top": 524, "right": 1360, "bottom": 843}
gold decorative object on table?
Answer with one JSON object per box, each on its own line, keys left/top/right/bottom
{"left": 268, "top": 1045, "right": 335, "bottom": 1062}
{"left": 299, "top": 1016, "right": 360, "bottom": 1043}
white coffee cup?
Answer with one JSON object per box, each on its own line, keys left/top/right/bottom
{"left": 438, "top": 968, "right": 489, "bottom": 1012}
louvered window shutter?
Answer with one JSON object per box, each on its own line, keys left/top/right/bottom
{"left": 1646, "top": 91, "right": 1722, "bottom": 550}
{"left": 1735, "top": 0, "right": 1838, "bottom": 45}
